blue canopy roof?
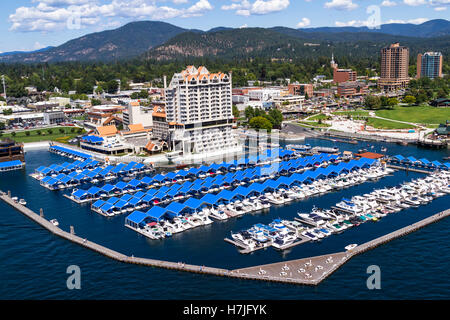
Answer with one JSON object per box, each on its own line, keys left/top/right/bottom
{"left": 82, "top": 135, "right": 104, "bottom": 144}
{"left": 200, "top": 193, "right": 219, "bottom": 205}
{"left": 146, "top": 206, "right": 167, "bottom": 221}
{"left": 126, "top": 211, "right": 149, "bottom": 224}
{"left": 86, "top": 186, "right": 101, "bottom": 195}
{"left": 183, "top": 197, "right": 204, "bottom": 210}
{"left": 92, "top": 200, "right": 105, "bottom": 209}
{"left": 101, "top": 184, "right": 116, "bottom": 192}
{"left": 165, "top": 202, "right": 187, "bottom": 215}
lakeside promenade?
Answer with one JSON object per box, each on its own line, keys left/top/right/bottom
{"left": 1, "top": 189, "right": 449, "bottom": 286}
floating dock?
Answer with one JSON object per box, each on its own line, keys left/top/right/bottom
{"left": 1, "top": 189, "right": 449, "bottom": 286}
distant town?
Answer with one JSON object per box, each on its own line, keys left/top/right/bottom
{"left": 0, "top": 42, "right": 449, "bottom": 167}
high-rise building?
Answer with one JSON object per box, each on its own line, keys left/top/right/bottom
{"left": 416, "top": 52, "right": 443, "bottom": 79}
{"left": 165, "top": 66, "right": 239, "bottom": 155}
{"left": 379, "top": 43, "right": 410, "bottom": 91}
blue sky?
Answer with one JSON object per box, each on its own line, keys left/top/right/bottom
{"left": 0, "top": 0, "right": 448, "bottom": 53}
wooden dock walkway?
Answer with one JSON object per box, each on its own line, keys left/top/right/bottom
{"left": 2, "top": 189, "right": 449, "bottom": 286}
{"left": 387, "top": 164, "right": 434, "bottom": 174}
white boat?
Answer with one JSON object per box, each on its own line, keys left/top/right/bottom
{"left": 50, "top": 219, "right": 59, "bottom": 227}
{"left": 19, "top": 199, "right": 27, "bottom": 206}
{"left": 345, "top": 244, "right": 358, "bottom": 251}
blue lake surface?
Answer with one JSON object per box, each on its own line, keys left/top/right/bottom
{"left": 0, "top": 138, "right": 449, "bottom": 299}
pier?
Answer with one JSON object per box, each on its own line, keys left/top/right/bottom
{"left": 387, "top": 164, "right": 435, "bottom": 174}
{"left": 1, "top": 189, "right": 449, "bottom": 286}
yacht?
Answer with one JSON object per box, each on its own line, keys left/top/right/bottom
{"left": 297, "top": 212, "right": 325, "bottom": 227}
{"left": 231, "top": 231, "right": 256, "bottom": 250}
{"left": 301, "top": 230, "right": 318, "bottom": 241}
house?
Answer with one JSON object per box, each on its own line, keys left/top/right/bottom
{"left": 430, "top": 98, "right": 450, "bottom": 107}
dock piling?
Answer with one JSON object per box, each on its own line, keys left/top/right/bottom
{"left": 70, "top": 226, "right": 75, "bottom": 235}
{"left": 39, "top": 208, "right": 44, "bottom": 217}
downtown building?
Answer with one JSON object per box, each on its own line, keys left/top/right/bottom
{"left": 416, "top": 52, "right": 443, "bottom": 79}
{"left": 165, "top": 66, "right": 240, "bottom": 156}
{"left": 378, "top": 43, "right": 410, "bottom": 91}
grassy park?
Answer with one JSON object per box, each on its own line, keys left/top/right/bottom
{"left": 332, "top": 110, "right": 370, "bottom": 117}
{"left": 375, "top": 105, "right": 450, "bottom": 125}
{"left": 0, "top": 126, "right": 85, "bottom": 143}
{"left": 366, "top": 118, "right": 417, "bottom": 130}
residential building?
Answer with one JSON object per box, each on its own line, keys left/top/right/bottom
{"left": 288, "top": 83, "right": 313, "bottom": 98}
{"left": 417, "top": 52, "right": 443, "bottom": 79}
{"left": 165, "top": 65, "right": 239, "bottom": 155}
{"left": 248, "top": 88, "right": 281, "bottom": 101}
{"left": 379, "top": 43, "right": 409, "bottom": 91}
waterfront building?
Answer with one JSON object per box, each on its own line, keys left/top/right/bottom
{"left": 416, "top": 52, "right": 443, "bottom": 79}
{"left": 0, "top": 139, "right": 25, "bottom": 163}
{"left": 378, "top": 43, "right": 410, "bottom": 91}
{"left": 165, "top": 66, "right": 239, "bottom": 156}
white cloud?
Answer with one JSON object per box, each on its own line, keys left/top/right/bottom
{"left": 335, "top": 20, "right": 369, "bottom": 27}
{"left": 402, "top": 0, "right": 427, "bottom": 5}
{"left": 9, "top": 0, "right": 213, "bottom": 32}
{"left": 434, "top": 6, "right": 447, "bottom": 10}
{"left": 221, "top": 0, "right": 289, "bottom": 15}
{"left": 297, "top": 17, "right": 311, "bottom": 28}
{"left": 240, "top": 24, "right": 248, "bottom": 28}
{"left": 33, "top": 41, "right": 46, "bottom": 50}
{"left": 324, "top": 0, "right": 358, "bottom": 10}
{"left": 381, "top": 0, "right": 397, "bottom": 6}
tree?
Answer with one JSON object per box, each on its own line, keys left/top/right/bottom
{"left": 25, "top": 131, "right": 30, "bottom": 136}
{"left": 364, "top": 95, "right": 381, "bottom": 110}
{"left": 91, "top": 99, "right": 102, "bottom": 106}
{"left": 36, "top": 130, "right": 42, "bottom": 135}
{"left": 2, "top": 108, "right": 13, "bottom": 116}
{"left": 249, "top": 116, "right": 273, "bottom": 132}
{"left": 59, "top": 128, "right": 65, "bottom": 134}
{"left": 387, "top": 98, "right": 398, "bottom": 108}
{"left": 47, "top": 129, "right": 53, "bottom": 135}
{"left": 0, "top": 122, "right": 5, "bottom": 130}
{"left": 268, "top": 108, "right": 283, "bottom": 128}
{"left": 232, "top": 105, "right": 240, "bottom": 118}
{"left": 11, "top": 132, "right": 16, "bottom": 137}
{"left": 403, "top": 95, "right": 416, "bottom": 105}
{"left": 244, "top": 106, "right": 255, "bottom": 120}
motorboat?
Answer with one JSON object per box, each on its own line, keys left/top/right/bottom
{"left": 50, "top": 219, "right": 59, "bottom": 227}
{"left": 19, "top": 199, "right": 27, "bottom": 206}
{"left": 345, "top": 244, "right": 358, "bottom": 251}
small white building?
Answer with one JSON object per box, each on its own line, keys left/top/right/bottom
{"left": 122, "top": 101, "right": 153, "bottom": 129}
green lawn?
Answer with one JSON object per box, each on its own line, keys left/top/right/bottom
{"left": 375, "top": 105, "right": 450, "bottom": 125}
{"left": 1, "top": 127, "right": 85, "bottom": 143}
{"left": 366, "top": 118, "right": 417, "bottom": 130}
{"left": 308, "top": 113, "right": 331, "bottom": 121}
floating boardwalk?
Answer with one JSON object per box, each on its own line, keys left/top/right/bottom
{"left": 387, "top": 164, "right": 435, "bottom": 175}
{"left": 1, "top": 189, "right": 449, "bottom": 286}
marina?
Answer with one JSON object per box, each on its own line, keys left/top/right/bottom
{"left": 1, "top": 138, "right": 449, "bottom": 298}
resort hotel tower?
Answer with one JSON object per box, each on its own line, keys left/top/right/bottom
{"left": 164, "top": 66, "right": 241, "bottom": 156}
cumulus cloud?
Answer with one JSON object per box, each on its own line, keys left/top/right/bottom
{"left": 434, "top": 6, "right": 447, "bottom": 10}
{"left": 9, "top": 0, "right": 213, "bottom": 32}
{"left": 324, "top": 0, "right": 358, "bottom": 10}
{"left": 221, "top": 0, "right": 289, "bottom": 15}
{"left": 381, "top": 0, "right": 397, "bottom": 6}
{"left": 402, "top": 0, "right": 427, "bottom": 5}
{"left": 296, "top": 17, "right": 311, "bottom": 28}
{"left": 385, "top": 17, "right": 430, "bottom": 24}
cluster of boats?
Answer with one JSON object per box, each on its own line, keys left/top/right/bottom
{"left": 126, "top": 164, "right": 394, "bottom": 241}
{"left": 130, "top": 211, "right": 214, "bottom": 239}
{"left": 228, "top": 170, "right": 450, "bottom": 252}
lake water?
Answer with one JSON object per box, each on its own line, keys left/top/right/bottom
{"left": 0, "top": 138, "right": 449, "bottom": 299}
